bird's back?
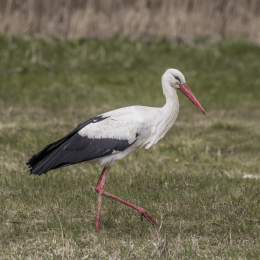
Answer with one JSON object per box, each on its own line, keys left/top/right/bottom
{"left": 27, "top": 107, "right": 146, "bottom": 175}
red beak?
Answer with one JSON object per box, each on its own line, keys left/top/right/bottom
{"left": 179, "top": 83, "right": 206, "bottom": 115}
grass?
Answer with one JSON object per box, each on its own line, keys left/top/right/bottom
{"left": 0, "top": 33, "right": 260, "bottom": 259}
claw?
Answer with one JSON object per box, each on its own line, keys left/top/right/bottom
{"left": 138, "top": 208, "right": 158, "bottom": 226}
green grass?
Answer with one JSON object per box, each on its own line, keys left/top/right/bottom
{"left": 0, "top": 33, "right": 260, "bottom": 259}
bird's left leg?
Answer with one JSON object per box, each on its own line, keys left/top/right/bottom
{"left": 95, "top": 167, "right": 110, "bottom": 232}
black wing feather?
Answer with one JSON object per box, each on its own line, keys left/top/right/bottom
{"left": 27, "top": 115, "right": 138, "bottom": 176}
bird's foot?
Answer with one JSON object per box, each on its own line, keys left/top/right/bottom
{"left": 139, "top": 208, "right": 158, "bottom": 226}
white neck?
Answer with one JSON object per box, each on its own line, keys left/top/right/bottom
{"left": 142, "top": 80, "right": 180, "bottom": 149}
{"left": 161, "top": 79, "right": 179, "bottom": 123}
{"left": 143, "top": 81, "right": 179, "bottom": 149}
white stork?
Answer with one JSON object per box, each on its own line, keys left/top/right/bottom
{"left": 27, "top": 68, "right": 205, "bottom": 232}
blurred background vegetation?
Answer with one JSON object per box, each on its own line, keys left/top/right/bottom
{"left": 0, "top": 1, "right": 260, "bottom": 259}
{"left": 1, "top": 0, "right": 260, "bottom": 43}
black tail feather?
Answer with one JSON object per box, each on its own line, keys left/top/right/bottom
{"left": 27, "top": 137, "right": 72, "bottom": 175}
{"left": 26, "top": 119, "right": 94, "bottom": 175}
{"left": 27, "top": 116, "right": 108, "bottom": 175}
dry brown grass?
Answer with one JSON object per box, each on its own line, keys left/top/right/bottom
{"left": 1, "top": 0, "right": 260, "bottom": 43}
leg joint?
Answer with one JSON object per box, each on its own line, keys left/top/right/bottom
{"left": 95, "top": 184, "right": 104, "bottom": 195}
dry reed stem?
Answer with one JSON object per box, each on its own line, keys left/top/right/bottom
{"left": 0, "top": 0, "right": 260, "bottom": 43}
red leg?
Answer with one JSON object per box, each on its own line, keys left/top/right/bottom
{"left": 95, "top": 167, "right": 110, "bottom": 232}
{"left": 94, "top": 167, "right": 157, "bottom": 232}
{"left": 102, "top": 191, "right": 158, "bottom": 225}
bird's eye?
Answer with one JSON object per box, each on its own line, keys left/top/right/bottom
{"left": 174, "top": 76, "right": 181, "bottom": 84}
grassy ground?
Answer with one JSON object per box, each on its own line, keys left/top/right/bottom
{"left": 0, "top": 33, "right": 260, "bottom": 259}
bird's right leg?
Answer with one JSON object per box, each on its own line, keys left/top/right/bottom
{"left": 102, "top": 191, "right": 158, "bottom": 226}
{"left": 94, "top": 167, "right": 110, "bottom": 232}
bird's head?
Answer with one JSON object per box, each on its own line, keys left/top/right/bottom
{"left": 162, "top": 68, "right": 206, "bottom": 115}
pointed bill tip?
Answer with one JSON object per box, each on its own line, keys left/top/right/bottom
{"left": 199, "top": 105, "right": 206, "bottom": 115}
{"left": 179, "top": 83, "right": 206, "bottom": 115}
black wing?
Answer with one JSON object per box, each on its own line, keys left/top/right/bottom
{"left": 27, "top": 116, "right": 138, "bottom": 175}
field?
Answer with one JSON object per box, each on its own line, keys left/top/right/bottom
{"left": 0, "top": 33, "right": 260, "bottom": 259}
